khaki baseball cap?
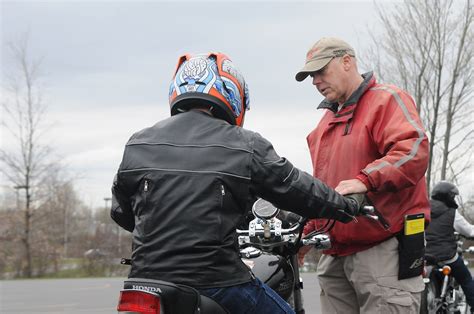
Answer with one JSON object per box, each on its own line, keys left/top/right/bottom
{"left": 295, "top": 37, "right": 356, "bottom": 82}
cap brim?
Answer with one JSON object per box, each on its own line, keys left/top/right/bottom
{"left": 295, "top": 57, "right": 333, "bottom": 82}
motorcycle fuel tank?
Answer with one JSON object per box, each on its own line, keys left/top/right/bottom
{"left": 242, "top": 252, "right": 295, "bottom": 300}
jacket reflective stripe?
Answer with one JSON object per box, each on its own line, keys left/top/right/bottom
{"left": 364, "top": 161, "right": 391, "bottom": 174}
{"left": 364, "top": 86, "right": 426, "bottom": 174}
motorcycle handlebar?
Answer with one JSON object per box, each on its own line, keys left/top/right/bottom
{"left": 236, "top": 222, "right": 301, "bottom": 236}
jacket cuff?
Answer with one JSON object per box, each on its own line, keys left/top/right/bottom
{"left": 356, "top": 173, "right": 373, "bottom": 191}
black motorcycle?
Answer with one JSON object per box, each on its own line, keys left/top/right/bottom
{"left": 236, "top": 198, "right": 333, "bottom": 314}
{"left": 421, "top": 233, "right": 474, "bottom": 314}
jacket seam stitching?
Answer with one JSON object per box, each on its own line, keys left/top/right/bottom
{"left": 126, "top": 142, "right": 253, "bottom": 153}
{"left": 119, "top": 167, "right": 251, "bottom": 180}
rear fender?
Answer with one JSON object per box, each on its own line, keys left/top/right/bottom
{"left": 122, "top": 278, "right": 227, "bottom": 314}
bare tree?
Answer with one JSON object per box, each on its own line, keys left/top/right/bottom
{"left": 1, "top": 35, "right": 53, "bottom": 277}
{"left": 362, "top": 0, "right": 474, "bottom": 192}
{"left": 439, "top": 1, "right": 474, "bottom": 181}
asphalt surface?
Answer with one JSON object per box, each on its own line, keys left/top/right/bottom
{"left": 0, "top": 273, "right": 322, "bottom": 314}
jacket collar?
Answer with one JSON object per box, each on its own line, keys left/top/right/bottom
{"left": 317, "top": 72, "right": 375, "bottom": 113}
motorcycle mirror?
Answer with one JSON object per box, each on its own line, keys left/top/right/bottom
{"left": 252, "top": 198, "right": 279, "bottom": 220}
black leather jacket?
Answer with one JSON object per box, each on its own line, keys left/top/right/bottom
{"left": 111, "top": 110, "right": 357, "bottom": 288}
{"left": 425, "top": 199, "right": 457, "bottom": 261}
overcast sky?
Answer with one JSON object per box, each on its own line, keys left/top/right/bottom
{"left": 5, "top": 0, "right": 465, "bottom": 209}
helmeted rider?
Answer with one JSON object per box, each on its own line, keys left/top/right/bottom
{"left": 425, "top": 181, "right": 474, "bottom": 311}
{"left": 111, "top": 52, "right": 362, "bottom": 314}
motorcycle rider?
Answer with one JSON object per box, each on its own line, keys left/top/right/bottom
{"left": 111, "top": 52, "right": 362, "bottom": 314}
{"left": 425, "top": 181, "right": 474, "bottom": 310}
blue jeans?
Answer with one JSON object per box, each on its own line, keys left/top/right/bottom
{"left": 449, "top": 255, "right": 474, "bottom": 309}
{"left": 199, "top": 277, "right": 295, "bottom": 314}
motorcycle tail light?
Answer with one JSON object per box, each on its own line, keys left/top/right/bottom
{"left": 442, "top": 265, "right": 451, "bottom": 276}
{"left": 117, "top": 290, "right": 161, "bottom": 314}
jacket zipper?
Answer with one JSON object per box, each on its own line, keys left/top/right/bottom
{"left": 144, "top": 179, "right": 149, "bottom": 192}
{"left": 220, "top": 184, "right": 225, "bottom": 208}
{"left": 343, "top": 122, "right": 351, "bottom": 135}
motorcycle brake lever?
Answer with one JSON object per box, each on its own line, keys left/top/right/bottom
{"left": 360, "top": 206, "right": 378, "bottom": 220}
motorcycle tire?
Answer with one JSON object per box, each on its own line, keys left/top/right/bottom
{"left": 453, "top": 287, "right": 470, "bottom": 314}
{"left": 420, "top": 278, "right": 440, "bottom": 314}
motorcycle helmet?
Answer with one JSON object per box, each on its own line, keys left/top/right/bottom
{"left": 169, "top": 52, "right": 250, "bottom": 127}
{"left": 431, "top": 181, "right": 460, "bottom": 208}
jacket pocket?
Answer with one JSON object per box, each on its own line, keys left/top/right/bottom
{"left": 219, "top": 182, "right": 225, "bottom": 208}
{"left": 136, "top": 177, "right": 151, "bottom": 216}
{"left": 138, "top": 177, "right": 152, "bottom": 237}
{"left": 377, "top": 275, "right": 425, "bottom": 293}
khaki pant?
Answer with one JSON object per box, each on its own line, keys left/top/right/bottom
{"left": 317, "top": 237, "right": 425, "bottom": 314}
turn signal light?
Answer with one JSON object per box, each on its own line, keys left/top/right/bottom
{"left": 117, "top": 290, "right": 161, "bottom": 314}
{"left": 442, "top": 265, "right": 451, "bottom": 276}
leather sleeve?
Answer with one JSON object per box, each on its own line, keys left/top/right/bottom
{"left": 110, "top": 174, "right": 135, "bottom": 232}
{"left": 249, "top": 132, "right": 356, "bottom": 221}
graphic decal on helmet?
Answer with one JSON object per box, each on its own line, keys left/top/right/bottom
{"left": 173, "top": 55, "right": 217, "bottom": 95}
{"left": 221, "top": 77, "right": 241, "bottom": 117}
{"left": 169, "top": 52, "right": 250, "bottom": 126}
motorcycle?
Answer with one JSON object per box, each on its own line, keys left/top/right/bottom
{"left": 115, "top": 198, "right": 371, "bottom": 313}
{"left": 236, "top": 198, "right": 332, "bottom": 314}
{"left": 421, "top": 233, "right": 474, "bottom": 314}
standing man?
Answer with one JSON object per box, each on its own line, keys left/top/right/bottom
{"left": 295, "top": 37, "right": 430, "bottom": 313}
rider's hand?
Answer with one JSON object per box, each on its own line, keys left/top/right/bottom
{"left": 344, "top": 193, "right": 367, "bottom": 216}
{"left": 330, "top": 193, "right": 366, "bottom": 223}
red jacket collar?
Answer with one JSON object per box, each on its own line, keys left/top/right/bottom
{"left": 317, "top": 72, "right": 376, "bottom": 113}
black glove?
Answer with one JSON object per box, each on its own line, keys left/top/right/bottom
{"left": 344, "top": 193, "right": 367, "bottom": 216}
{"left": 330, "top": 194, "right": 366, "bottom": 224}
{"left": 318, "top": 194, "right": 368, "bottom": 224}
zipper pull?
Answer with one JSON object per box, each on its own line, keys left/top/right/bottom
{"left": 221, "top": 185, "right": 225, "bottom": 196}
{"left": 144, "top": 180, "right": 149, "bottom": 192}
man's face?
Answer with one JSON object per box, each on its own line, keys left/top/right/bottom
{"left": 311, "top": 57, "right": 348, "bottom": 104}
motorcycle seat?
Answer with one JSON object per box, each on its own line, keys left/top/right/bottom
{"left": 124, "top": 278, "right": 228, "bottom": 314}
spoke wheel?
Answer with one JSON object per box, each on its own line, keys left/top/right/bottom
{"left": 421, "top": 278, "right": 441, "bottom": 314}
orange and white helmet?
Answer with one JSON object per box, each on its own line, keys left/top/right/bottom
{"left": 169, "top": 52, "right": 250, "bottom": 126}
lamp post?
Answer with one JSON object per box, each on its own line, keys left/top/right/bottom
{"left": 104, "top": 197, "right": 121, "bottom": 255}
{"left": 64, "top": 201, "right": 69, "bottom": 259}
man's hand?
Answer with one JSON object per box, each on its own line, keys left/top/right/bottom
{"left": 335, "top": 179, "right": 367, "bottom": 195}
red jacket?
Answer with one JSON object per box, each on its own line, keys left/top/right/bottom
{"left": 304, "top": 73, "right": 430, "bottom": 256}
